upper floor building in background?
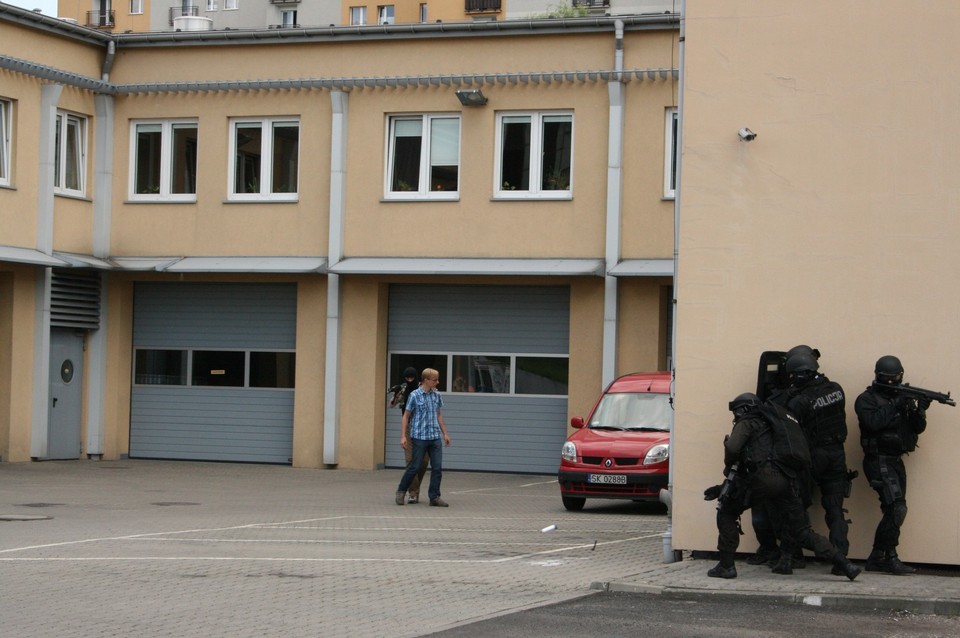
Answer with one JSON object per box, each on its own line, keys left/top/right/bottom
{"left": 52, "top": 0, "right": 676, "bottom": 32}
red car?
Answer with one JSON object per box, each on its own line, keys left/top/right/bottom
{"left": 557, "top": 372, "right": 672, "bottom": 511}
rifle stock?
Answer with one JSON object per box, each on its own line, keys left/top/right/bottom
{"left": 875, "top": 382, "right": 956, "bottom": 407}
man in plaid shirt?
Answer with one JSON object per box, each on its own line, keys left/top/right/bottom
{"left": 395, "top": 368, "right": 452, "bottom": 507}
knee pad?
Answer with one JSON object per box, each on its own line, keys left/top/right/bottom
{"left": 892, "top": 501, "right": 908, "bottom": 527}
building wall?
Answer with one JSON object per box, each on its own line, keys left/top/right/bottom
{"left": 674, "top": 0, "right": 960, "bottom": 565}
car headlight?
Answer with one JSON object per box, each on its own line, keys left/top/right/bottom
{"left": 643, "top": 443, "right": 669, "bottom": 465}
{"left": 561, "top": 441, "right": 577, "bottom": 463}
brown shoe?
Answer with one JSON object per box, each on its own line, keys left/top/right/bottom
{"left": 429, "top": 497, "right": 449, "bottom": 507}
{"left": 395, "top": 491, "right": 405, "bottom": 506}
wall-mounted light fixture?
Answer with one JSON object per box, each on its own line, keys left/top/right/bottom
{"left": 738, "top": 127, "right": 757, "bottom": 142}
{"left": 455, "top": 89, "right": 488, "bottom": 106}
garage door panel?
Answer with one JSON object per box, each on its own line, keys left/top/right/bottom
{"left": 131, "top": 283, "right": 296, "bottom": 464}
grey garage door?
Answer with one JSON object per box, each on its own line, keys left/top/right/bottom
{"left": 130, "top": 283, "right": 296, "bottom": 464}
{"left": 385, "top": 284, "right": 570, "bottom": 475}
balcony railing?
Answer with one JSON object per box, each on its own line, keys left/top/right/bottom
{"left": 269, "top": 0, "right": 301, "bottom": 4}
{"left": 85, "top": 10, "right": 115, "bottom": 28}
{"left": 465, "top": 0, "right": 501, "bottom": 13}
{"left": 169, "top": 5, "right": 200, "bottom": 26}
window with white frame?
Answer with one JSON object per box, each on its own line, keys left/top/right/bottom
{"left": 420, "top": 3, "right": 427, "bottom": 22}
{"left": 378, "top": 4, "right": 394, "bottom": 24}
{"left": 281, "top": 9, "right": 297, "bottom": 26}
{"left": 130, "top": 120, "right": 198, "bottom": 200}
{"left": 54, "top": 111, "right": 86, "bottom": 196}
{"left": 224, "top": 0, "right": 238, "bottom": 9}
{"left": 130, "top": 0, "right": 143, "bottom": 14}
{"left": 664, "top": 107, "right": 678, "bottom": 199}
{"left": 229, "top": 117, "right": 299, "bottom": 200}
{"left": 495, "top": 111, "right": 572, "bottom": 198}
{"left": 0, "top": 98, "right": 11, "bottom": 186}
{"left": 207, "top": 0, "right": 218, "bottom": 10}
{"left": 386, "top": 114, "right": 460, "bottom": 199}
{"left": 350, "top": 6, "right": 366, "bottom": 24}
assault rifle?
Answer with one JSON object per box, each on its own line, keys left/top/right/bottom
{"left": 717, "top": 462, "right": 740, "bottom": 507}
{"left": 875, "top": 382, "right": 956, "bottom": 407}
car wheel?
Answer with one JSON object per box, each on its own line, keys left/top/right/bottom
{"left": 561, "top": 496, "right": 586, "bottom": 511}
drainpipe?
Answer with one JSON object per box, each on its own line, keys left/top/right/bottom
{"left": 660, "top": 0, "right": 686, "bottom": 564}
{"left": 601, "top": 20, "right": 625, "bottom": 388}
{"left": 86, "top": 41, "right": 116, "bottom": 459}
{"left": 323, "top": 90, "right": 348, "bottom": 466}
{"left": 30, "top": 84, "right": 63, "bottom": 459}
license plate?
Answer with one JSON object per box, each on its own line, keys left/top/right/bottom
{"left": 587, "top": 474, "right": 627, "bottom": 485}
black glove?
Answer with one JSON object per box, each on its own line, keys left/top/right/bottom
{"left": 893, "top": 395, "right": 916, "bottom": 411}
{"left": 918, "top": 397, "right": 932, "bottom": 411}
{"left": 704, "top": 485, "right": 723, "bottom": 501}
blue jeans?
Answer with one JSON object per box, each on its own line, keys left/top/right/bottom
{"left": 398, "top": 438, "right": 443, "bottom": 501}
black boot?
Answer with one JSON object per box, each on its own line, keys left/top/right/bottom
{"left": 747, "top": 547, "right": 779, "bottom": 565}
{"left": 771, "top": 554, "right": 793, "bottom": 575}
{"left": 864, "top": 549, "right": 888, "bottom": 572}
{"left": 832, "top": 554, "right": 861, "bottom": 581}
{"left": 707, "top": 562, "right": 737, "bottom": 579}
{"left": 885, "top": 552, "right": 917, "bottom": 575}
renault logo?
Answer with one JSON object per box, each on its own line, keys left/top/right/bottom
{"left": 604, "top": 458, "right": 612, "bottom": 468}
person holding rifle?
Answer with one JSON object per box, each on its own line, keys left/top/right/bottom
{"left": 854, "top": 355, "right": 954, "bottom": 575}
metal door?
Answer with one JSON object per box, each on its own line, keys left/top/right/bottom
{"left": 47, "top": 329, "right": 84, "bottom": 459}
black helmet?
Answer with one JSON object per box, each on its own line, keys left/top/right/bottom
{"left": 786, "top": 352, "right": 819, "bottom": 387}
{"left": 786, "top": 344, "right": 821, "bottom": 361}
{"left": 403, "top": 367, "right": 418, "bottom": 379}
{"left": 728, "top": 392, "right": 761, "bottom": 418}
{"left": 874, "top": 355, "right": 903, "bottom": 385}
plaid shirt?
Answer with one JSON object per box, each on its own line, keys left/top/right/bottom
{"left": 406, "top": 387, "right": 444, "bottom": 440}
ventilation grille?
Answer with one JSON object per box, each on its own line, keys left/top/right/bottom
{"left": 51, "top": 269, "right": 101, "bottom": 330}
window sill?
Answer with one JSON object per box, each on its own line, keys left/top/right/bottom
{"left": 492, "top": 194, "right": 573, "bottom": 202}
{"left": 0, "top": 183, "right": 15, "bottom": 191}
{"left": 54, "top": 191, "right": 92, "bottom": 202}
{"left": 125, "top": 198, "right": 198, "bottom": 204}
{"left": 224, "top": 197, "right": 299, "bottom": 204}
{"left": 381, "top": 196, "right": 460, "bottom": 203}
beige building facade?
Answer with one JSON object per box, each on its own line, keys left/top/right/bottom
{"left": 673, "top": 1, "right": 960, "bottom": 566}
{"left": 1, "top": 6, "right": 678, "bottom": 477}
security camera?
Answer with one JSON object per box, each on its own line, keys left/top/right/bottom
{"left": 738, "top": 128, "right": 757, "bottom": 142}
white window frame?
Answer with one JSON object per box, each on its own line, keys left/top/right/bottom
{"left": 378, "top": 4, "right": 394, "bottom": 24}
{"left": 228, "top": 117, "right": 300, "bottom": 202}
{"left": 494, "top": 111, "right": 573, "bottom": 200}
{"left": 224, "top": 0, "right": 238, "bottom": 9}
{"left": 129, "top": 0, "right": 143, "bottom": 14}
{"left": 420, "top": 3, "right": 427, "bottom": 22}
{"left": 0, "top": 98, "right": 11, "bottom": 186}
{"left": 207, "top": 0, "right": 218, "bottom": 11}
{"left": 129, "top": 119, "right": 198, "bottom": 202}
{"left": 663, "top": 107, "right": 678, "bottom": 199}
{"left": 54, "top": 111, "right": 87, "bottom": 197}
{"left": 350, "top": 6, "right": 366, "bottom": 25}
{"left": 384, "top": 114, "right": 461, "bottom": 201}
{"left": 280, "top": 9, "right": 297, "bottom": 27}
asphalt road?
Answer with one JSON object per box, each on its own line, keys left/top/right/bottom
{"left": 426, "top": 590, "right": 960, "bottom": 638}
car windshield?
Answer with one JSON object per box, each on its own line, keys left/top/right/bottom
{"left": 588, "top": 392, "right": 672, "bottom": 431}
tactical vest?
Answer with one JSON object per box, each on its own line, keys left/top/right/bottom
{"left": 794, "top": 380, "right": 847, "bottom": 446}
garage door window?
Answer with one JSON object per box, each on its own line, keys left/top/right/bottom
{"left": 390, "top": 353, "right": 567, "bottom": 396}
{"left": 135, "top": 348, "right": 295, "bottom": 388}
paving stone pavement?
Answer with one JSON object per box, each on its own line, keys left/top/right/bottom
{"left": 0, "top": 460, "right": 956, "bottom": 638}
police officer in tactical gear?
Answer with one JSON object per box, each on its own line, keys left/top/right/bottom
{"left": 854, "top": 355, "right": 928, "bottom": 575}
{"left": 707, "top": 393, "right": 860, "bottom": 581}
{"left": 747, "top": 344, "right": 822, "bottom": 568}
{"left": 784, "top": 352, "right": 853, "bottom": 567}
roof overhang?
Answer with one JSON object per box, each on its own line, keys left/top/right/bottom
{"left": 160, "top": 256, "right": 327, "bottom": 273}
{"left": 0, "top": 245, "right": 70, "bottom": 267}
{"left": 607, "top": 259, "right": 674, "bottom": 277}
{"left": 328, "top": 258, "right": 605, "bottom": 277}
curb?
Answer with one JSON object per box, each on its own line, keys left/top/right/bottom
{"left": 594, "top": 580, "right": 960, "bottom": 617}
